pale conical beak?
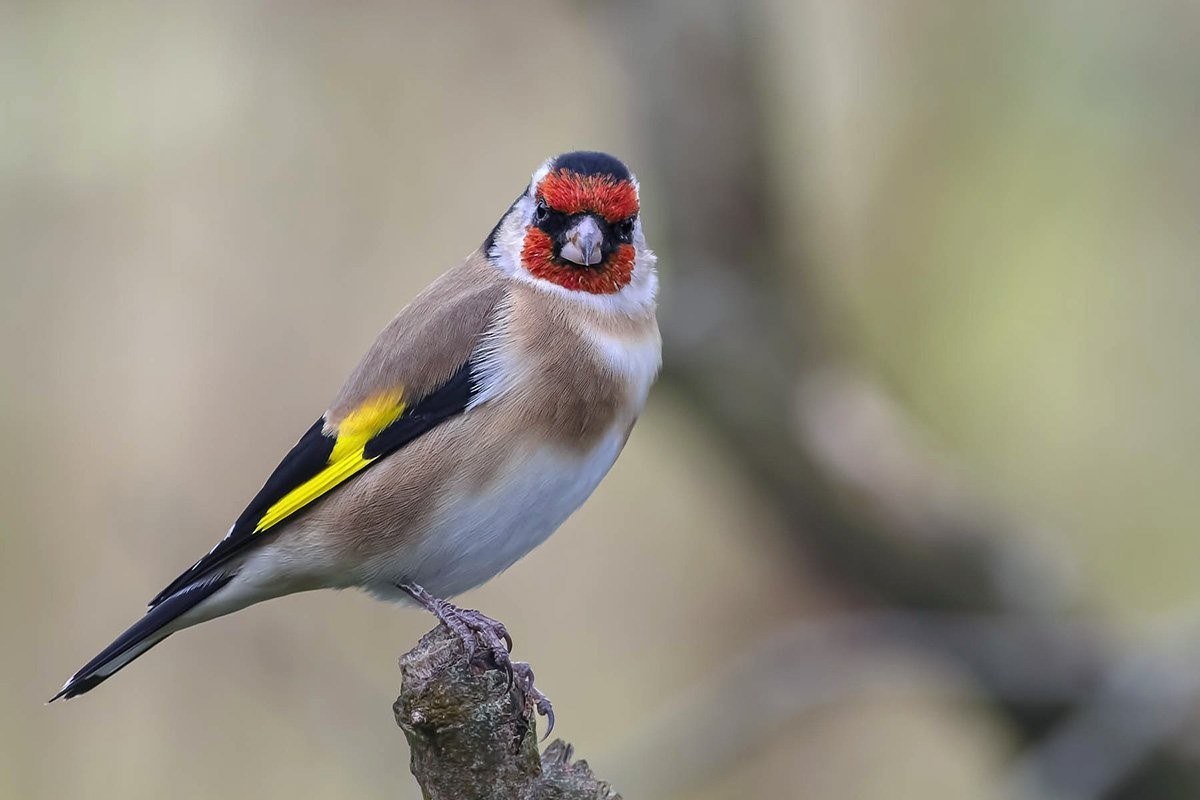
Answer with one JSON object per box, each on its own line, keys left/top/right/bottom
{"left": 559, "top": 216, "right": 604, "bottom": 267}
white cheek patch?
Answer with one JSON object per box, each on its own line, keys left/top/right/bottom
{"left": 488, "top": 195, "right": 536, "bottom": 277}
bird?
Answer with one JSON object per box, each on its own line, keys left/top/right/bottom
{"left": 51, "top": 151, "right": 661, "bottom": 730}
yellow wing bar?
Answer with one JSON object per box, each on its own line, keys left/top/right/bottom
{"left": 254, "top": 392, "right": 407, "bottom": 533}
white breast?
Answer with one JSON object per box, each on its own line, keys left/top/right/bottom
{"left": 581, "top": 322, "right": 662, "bottom": 409}
{"left": 363, "top": 428, "right": 628, "bottom": 599}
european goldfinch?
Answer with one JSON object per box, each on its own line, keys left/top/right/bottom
{"left": 53, "top": 151, "right": 660, "bottom": 726}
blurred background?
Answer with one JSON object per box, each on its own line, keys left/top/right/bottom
{"left": 4, "top": 1, "right": 1200, "bottom": 798}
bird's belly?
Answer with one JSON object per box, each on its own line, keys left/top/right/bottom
{"left": 366, "top": 427, "right": 627, "bottom": 599}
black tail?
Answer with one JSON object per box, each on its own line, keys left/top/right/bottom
{"left": 50, "top": 574, "right": 232, "bottom": 702}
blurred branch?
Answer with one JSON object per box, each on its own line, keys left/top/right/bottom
{"left": 599, "top": 0, "right": 1200, "bottom": 796}
{"left": 616, "top": 0, "right": 1068, "bottom": 618}
{"left": 1005, "top": 612, "right": 1200, "bottom": 800}
{"left": 608, "top": 609, "right": 1200, "bottom": 799}
{"left": 608, "top": 0, "right": 1094, "bottom": 715}
{"left": 608, "top": 611, "right": 1104, "bottom": 797}
{"left": 395, "top": 627, "right": 620, "bottom": 800}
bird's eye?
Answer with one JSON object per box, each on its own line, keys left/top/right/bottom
{"left": 534, "top": 201, "right": 551, "bottom": 223}
{"left": 617, "top": 216, "right": 636, "bottom": 241}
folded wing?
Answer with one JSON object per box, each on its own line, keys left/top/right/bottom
{"left": 149, "top": 254, "right": 508, "bottom": 607}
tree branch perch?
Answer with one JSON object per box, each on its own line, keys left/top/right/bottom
{"left": 394, "top": 626, "right": 621, "bottom": 800}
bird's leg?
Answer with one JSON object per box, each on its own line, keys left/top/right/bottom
{"left": 397, "top": 582, "right": 554, "bottom": 734}
{"left": 397, "top": 583, "right": 511, "bottom": 665}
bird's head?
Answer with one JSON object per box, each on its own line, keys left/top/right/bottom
{"left": 486, "top": 152, "right": 656, "bottom": 312}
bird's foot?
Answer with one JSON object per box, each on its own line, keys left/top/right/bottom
{"left": 512, "top": 660, "right": 555, "bottom": 736}
{"left": 398, "top": 583, "right": 554, "bottom": 736}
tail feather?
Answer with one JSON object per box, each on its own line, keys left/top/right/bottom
{"left": 50, "top": 573, "right": 233, "bottom": 702}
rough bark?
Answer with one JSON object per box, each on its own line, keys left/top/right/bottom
{"left": 394, "top": 626, "right": 620, "bottom": 800}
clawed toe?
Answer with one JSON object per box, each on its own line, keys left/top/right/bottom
{"left": 454, "top": 608, "right": 514, "bottom": 676}
{"left": 513, "top": 661, "right": 555, "bottom": 737}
